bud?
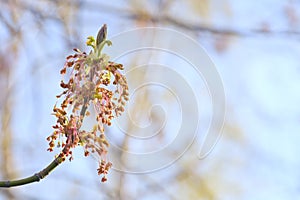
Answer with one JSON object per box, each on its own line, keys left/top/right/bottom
{"left": 96, "top": 24, "right": 107, "bottom": 47}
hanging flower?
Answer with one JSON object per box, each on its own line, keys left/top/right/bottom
{"left": 46, "top": 24, "right": 129, "bottom": 182}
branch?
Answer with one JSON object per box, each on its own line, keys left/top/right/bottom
{"left": 80, "top": 1, "right": 300, "bottom": 38}
{"left": 0, "top": 98, "right": 90, "bottom": 188}
{"left": 0, "top": 155, "right": 64, "bottom": 188}
{"left": 136, "top": 13, "right": 300, "bottom": 37}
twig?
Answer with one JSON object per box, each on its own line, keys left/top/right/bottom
{"left": 0, "top": 155, "right": 64, "bottom": 188}
{"left": 0, "top": 99, "right": 89, "bottom": 188}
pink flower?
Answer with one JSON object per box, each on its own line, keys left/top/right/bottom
{"left": 47, "top": 24, "right": 129, "bottom": 182}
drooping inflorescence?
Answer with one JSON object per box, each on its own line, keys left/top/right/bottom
{"left": 46, "top": 24, "right": 129, "bottom": 182}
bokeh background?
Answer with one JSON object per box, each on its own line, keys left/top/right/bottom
{"left": 1, "top": 0, "right": 300, "bottom": 199}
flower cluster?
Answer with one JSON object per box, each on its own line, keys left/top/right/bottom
{"left": 46, "top": 24, "right": 129, "bottom": 182}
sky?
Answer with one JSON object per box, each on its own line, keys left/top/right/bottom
{"left": 0, "top": 0, "right": 300, "bottom": 199}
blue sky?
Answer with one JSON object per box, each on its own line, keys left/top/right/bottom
{"left": 0, "top": 0, "right": 299, "bottom": 199}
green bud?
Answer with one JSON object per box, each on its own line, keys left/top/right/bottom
{"left": 96, "top": 24, "right": 107, "bottom": 47}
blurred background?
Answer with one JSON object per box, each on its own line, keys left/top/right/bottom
{"left": 0, "top": 0, "right": 300, "bottom": 199}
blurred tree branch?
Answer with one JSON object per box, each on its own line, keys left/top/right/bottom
{"left": 81, "top": 1, "right": 300, "bottom": 38}
{"left": 0, "top": 54, "right": 16, "bottom": 199}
